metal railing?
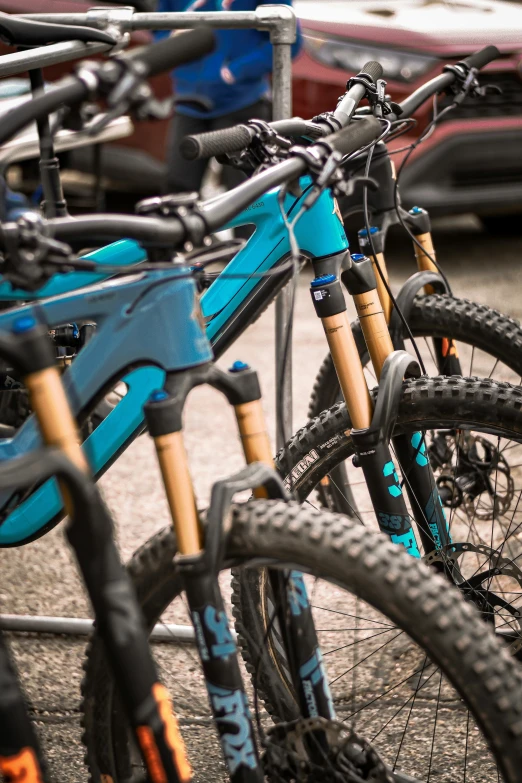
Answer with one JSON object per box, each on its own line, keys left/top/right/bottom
{"left": 21, "top": 4, "right": 296, "bottom": 448}
{"left": 0, "top": 5, "right": 297, "bottom": 641}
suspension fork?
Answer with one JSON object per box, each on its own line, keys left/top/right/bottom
{"left": 145, "top": 360, "right": 336, "bottom": 770}
{"left": 358, "top": 226, "right": 392, "bottom": 324}
{"left": 358, "top": 203, "right": 462, "bottom": 377}
{"left": 230, "top": 364, "right": 336, "bottom": 734}
{"left": 0, "top": 630, "right": 48, "bottom": 783}
{"left": 342, "top": 256, "right": 452, "bottom": 558}
{"left": 12, "top": 318, "right": 190, "bottom": 783}
{"left": 145, "top": 375, "right": 263, "bottom": 783}
{"left": 405, "top": 206, "right": 462, "bottom": 376}
{"left": 309, "top": 262, "right": 419, "bottom": 555}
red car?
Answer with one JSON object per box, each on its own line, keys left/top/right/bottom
{"left": 293, "top": 0, "right": 522, "bottom": 229}
{"left": 1, "top": 0, "right": 522, "bottom": 227}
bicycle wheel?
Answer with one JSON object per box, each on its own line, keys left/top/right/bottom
{"left": 81, "top": 499, "right": 522, "bottom": 782}
{"left": 308, "top": 294, "right": 522, "bottom": 519}
{"left": 310, "top": 295, "right": 522, "bottom": 418}
{"left": 232, "top": 377, "right": 522, "bottom": 728}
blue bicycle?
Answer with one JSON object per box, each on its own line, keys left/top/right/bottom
{"left": 0, "top": 24, "right": 521, "bottom": 782}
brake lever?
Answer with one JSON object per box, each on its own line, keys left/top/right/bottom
{"left": 0, "top": 214, "right": 75, "bottom": 292}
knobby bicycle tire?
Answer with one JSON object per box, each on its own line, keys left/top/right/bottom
{"left": 81, "top": 497, "right": 522, "bottom": 783}
{"left": 309, "top": 294, "right": 522, "bottom": 418}
{"left": 232, "top": 377, "right": 522, "bottom": 736}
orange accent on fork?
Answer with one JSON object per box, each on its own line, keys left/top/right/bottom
{"left": 136, "top": 726, "right": 167, "bottom": 783}
{"left": 153, "top": 684, "right": 192, "bottom": 783}
{"left": 441, "top": 338, "right": 459, "bottom": 358}
{"left": 136, "top": 683, "right": 192, "bottom": 783}
{"left": 0, "top": 748, "right": 44, "bottom": 783}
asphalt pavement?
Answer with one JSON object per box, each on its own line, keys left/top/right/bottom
{"left": 1, "top": 215, "right": 522, "bottom": 781}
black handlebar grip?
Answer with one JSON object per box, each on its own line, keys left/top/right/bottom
{"left": 124, "top": 27, "right": 215, "bottom": 78}
{"left": 361, "top": 61, "right": 384, "bottom": 83}
{"left": 180, "top": 124, "right": 254, "bottom": 160}
{"left": 460, "top": 45, "right": 500, "bottom": 71}
{"left": 325, "top": 116, "right": 382, "bottom": 156}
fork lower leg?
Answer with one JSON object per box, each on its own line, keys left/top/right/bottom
{"left": 18, "top": 322, "right": 190, "bottom": 783}
{"left": 230, "top": 365, "right": 336, "bottom": 731}
{"left": 0, "top": 631, "right": 47, "bottom": 783}
{"left": 347, "top": 255, "right": 451, "bottom": 555}
{"left": 310, "top": 266, "right": 420, "bottom": 552}
{"left": 145, "top": 388, "right": 262, "bottom": 783}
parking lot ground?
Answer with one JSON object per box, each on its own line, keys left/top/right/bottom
{"left": 1, "top": 215, "right": 522, "bottom": 781}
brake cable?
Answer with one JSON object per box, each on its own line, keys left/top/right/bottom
{"left": 361, "top": 131, "right": 428, "bottom": 376}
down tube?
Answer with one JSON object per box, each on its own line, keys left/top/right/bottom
{"left": 202, "top": 179, "right": 348, "bottom": 343}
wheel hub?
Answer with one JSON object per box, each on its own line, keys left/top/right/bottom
{"left": 263, "top": 716, "right": 394, "bottom": 782}
{"left": 425, "top": 542, "right": 522, "bottom": 653}
{"left": 431, "top": 433, "right": 514, "bottom": 520}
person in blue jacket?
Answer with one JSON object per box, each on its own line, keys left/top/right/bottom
{"left": 155, "top": 0, "right": 301, "bottom": 195}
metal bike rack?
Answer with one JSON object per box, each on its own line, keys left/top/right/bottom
{"left": 23, "top": 4, "right": 296, "bottom": 449}
{"left": 0, "top": 614, "right": 238, "bottom": 644}
{"left": 1, "top": 5, "right": 297, "bottom": 640}
{"left": 0, "top": 39, "right": 123, "bottom": 79}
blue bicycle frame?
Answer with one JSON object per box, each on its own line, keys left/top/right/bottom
{"left": 0, "top": 180, "right": 348, "bottom": 545}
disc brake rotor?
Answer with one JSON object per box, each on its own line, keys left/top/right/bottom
{"left": 425, "top": 542, "right": 522, "bottom": 653}
{"left": 435, "top": 433, "right": 514, "bottom": 520}
{"left": 263, "top": 716, "right": 394, "bottom": 782}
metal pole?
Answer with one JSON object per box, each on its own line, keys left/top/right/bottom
{"left": 0, "top": 614, "right": 216, "bottom": 644}
{"left": 271, "top": 36, "right": 294, "bottom": 448}
{"left": 0, "top": 39, "right": 117, "bottom": 79}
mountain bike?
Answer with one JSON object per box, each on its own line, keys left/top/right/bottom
{"left": 0, "top": 34, "right": 372, "bottom": 545}
{"left": 0, "top": 38, "right": 512, "bottom": 555}
{"left": 0, "top": 33, "right": 521, "bottom": 657}
{"left": 1, "top": 29, "right": 522, "bottom": 780}
{"left": 152, "top": 46, "right": 522, "bottom": 754}
{"left": 3, "top": 109, "right": 521, "bottom": 783}
{"left": 0, "top": 316, "right": 192, "bottom": 783}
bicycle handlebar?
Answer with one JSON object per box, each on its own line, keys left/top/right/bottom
{"left": 333, "top": 61, "right": 384, "bottom": 127}
{"left": 461, "top": 45, "right": 500, "bottom": 72}
{"left": 181, "top": 123, "right": 255, "bottom": 160}
{"left": 181, "top": 61, "right": 382, "bottom": 161}
{"left": 121, "top": 26, "right": 214, "bottom": 78}
{"left": 47, "top": 214, "right": 187, "bottom": 247}
{"left": 0, "top": 78, "right": 88, "bottom": 148}
{"left": 181, "top": 117, "right": 326, "bottom": 161}
{"left": 0, "top": 29, "right": 215, "bottom": 148}
{"left": 397, "top": 45, "right": 501, "bottom": 119}
{"left": 46, "top": 118, "right": 382, "bottom": 248}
